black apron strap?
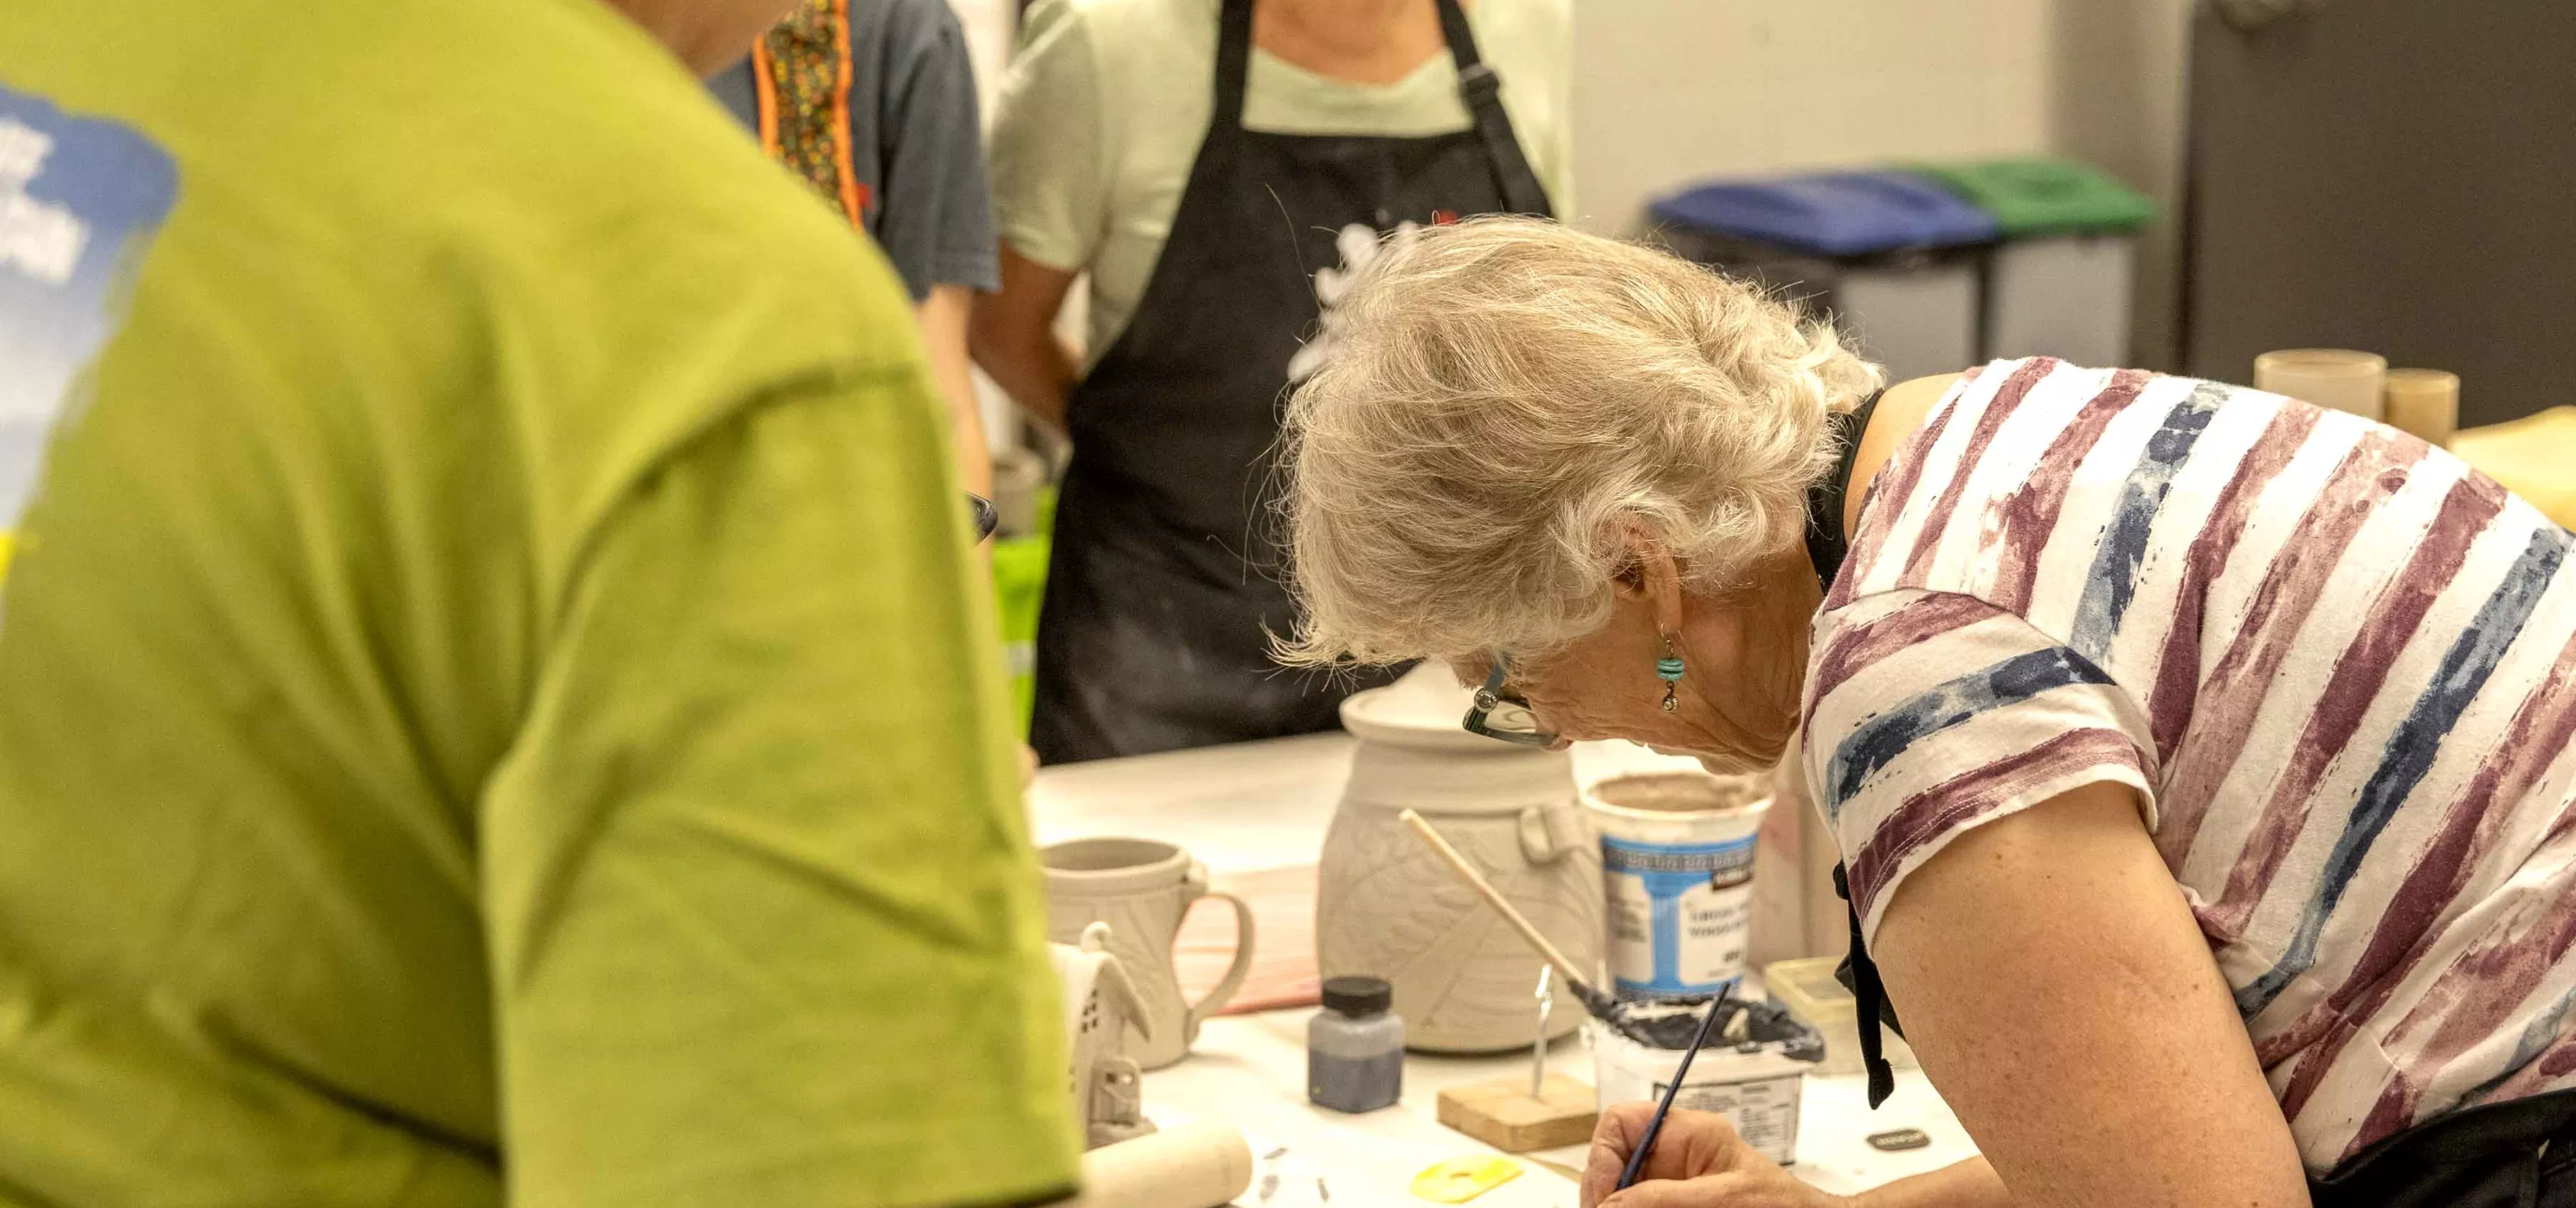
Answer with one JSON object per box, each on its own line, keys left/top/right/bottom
{"left": 1430, "top": 0, "right": 1551, "bottom": 217}
{"left": 1216, "top": 0, "right": 1546, "bottom": 215}
{"left": 1805, "top": 391, "right": 1878, "bottom": 592}
{"left": 1832, "top": 863, "right": 1899, "bottom": 1108}
{"left": 1213, "top": 0, "right": 1256, "bottom": 131}
{"left": 1805, "top": 391, "right": 1901, "bottom": 1110}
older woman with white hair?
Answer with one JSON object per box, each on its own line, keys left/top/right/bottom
{"left": 1279, "top": 217, "right": 2576, "bottom": 1208}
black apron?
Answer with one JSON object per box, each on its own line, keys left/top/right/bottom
{"left": 1807, "top": 400, "right": 2576, "bottom": 1206}
{"left": 1030, "top": 0, "right": 1553, "bottom": 763}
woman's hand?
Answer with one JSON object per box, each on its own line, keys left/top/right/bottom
{"left": 1580, "top": 1104, "right": 1852, "bottom": 1208}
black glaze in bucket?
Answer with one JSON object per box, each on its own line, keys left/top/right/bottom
{"left": 1607, "top": 996, "right": 1826, "bottom": 1062}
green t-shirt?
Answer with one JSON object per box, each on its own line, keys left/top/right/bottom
{"left": 0, "top": 2, "right": 1075, "bottom": 1206}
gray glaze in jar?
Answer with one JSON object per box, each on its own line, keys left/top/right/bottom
{"left": 1308, "top": 975, "right": 1404, "bottom": 1113}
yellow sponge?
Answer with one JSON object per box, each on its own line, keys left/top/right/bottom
{"left": 1410, "top": 1156, "right": 1524, "bottom": 1203}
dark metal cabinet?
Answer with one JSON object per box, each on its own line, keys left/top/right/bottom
{"left": 2182, "top": 0, "right": 2576, "bottom": 426}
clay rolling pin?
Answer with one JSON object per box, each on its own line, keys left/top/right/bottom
{"left": 1055, "top": 1123, "right": 1253, "bottom": 1208}
{"left": 1399, "top": 808, "right": 1616, "bottom": 1017}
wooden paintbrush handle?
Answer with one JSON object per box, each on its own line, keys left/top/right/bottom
{"left": 1398, "top": 809, "right": 1601, "bottom": 1003}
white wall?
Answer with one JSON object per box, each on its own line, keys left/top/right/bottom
{"left": 1571, "top": 0, "right": 2194, "bottom": 368}
{"left": 2046, "top": 0, "right": 2193, "bottom": 368}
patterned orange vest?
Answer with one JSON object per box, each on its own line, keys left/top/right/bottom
{"left": 751, "top": 0, "right": 869, "bottom": 225}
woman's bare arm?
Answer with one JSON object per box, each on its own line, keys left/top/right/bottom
{"left": 1868, "top": 782, "right": 2310, "bottom": 1208}
{"left": 1852, "top": 1158, "right": 2010, "bottom": 1208}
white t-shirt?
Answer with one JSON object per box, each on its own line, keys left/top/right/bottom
{"left": 988, "top": 0, "right": 1575, "bottom": 362}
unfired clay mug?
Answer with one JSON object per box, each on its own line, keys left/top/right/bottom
{"left": 2256, "top": 348, "right": 2388, "bottom": 421}
{"left": 1040, "top": 837, "right": 1255, "bottom": 1069}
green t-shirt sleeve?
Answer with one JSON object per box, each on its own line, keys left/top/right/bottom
{"left": 988, "top": 0, "right": 1106, "bottom": 274}
{"left": 476, "top": 368, "right": 1076, "bottom": 1207}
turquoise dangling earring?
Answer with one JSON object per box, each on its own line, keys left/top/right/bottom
{"left": 1657, "top": 634, "right": 1686, "bottom": 713}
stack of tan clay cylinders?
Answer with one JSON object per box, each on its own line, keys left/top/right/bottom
{"left": 2255, "top": 349, "right": 2460, "bottom": 449}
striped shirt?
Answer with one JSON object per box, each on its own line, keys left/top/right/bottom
{"left": 1801, "top": 358, "right": 2576, "bottom": 1171}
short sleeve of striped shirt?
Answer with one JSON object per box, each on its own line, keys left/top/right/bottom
{"left": 1803, "top": 588, "right": 2160, "bottom": 939}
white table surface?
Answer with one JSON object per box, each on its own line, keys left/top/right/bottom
{"left": 1030, "top": 734, "right": 1979, "bottom": 1204}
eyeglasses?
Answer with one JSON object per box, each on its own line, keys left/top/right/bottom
{"left": 1462, "top": 654, "right": 1558, "bottom": 747}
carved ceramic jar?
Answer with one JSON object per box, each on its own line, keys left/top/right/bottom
{"left": 1317, "top": 672, "right": 1602, "bottom": 1053}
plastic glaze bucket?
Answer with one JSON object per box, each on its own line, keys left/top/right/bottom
{"left": 1589, "top": 999, "right": 1822, "bottom": 1165}
{"left": 1583, "top": 771, "right": 1770, "bottom": 1000}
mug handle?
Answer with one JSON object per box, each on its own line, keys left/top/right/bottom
{"left": 1519, "top": 801, "right": 1587, "bottom": 864}
{"left": 1182, "top": 890, "right": 1257, "bottom": 1043}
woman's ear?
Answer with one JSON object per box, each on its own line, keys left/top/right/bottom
{"left": 1616, "top": 530, "right": 1689, "bottom": 639}
{"left": 1612, "top": 559, "right": 1646, "bottom": 596}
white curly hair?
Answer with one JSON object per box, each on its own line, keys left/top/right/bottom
{"left": 1275, "top": 216, "right": 1882, "bottom": 668}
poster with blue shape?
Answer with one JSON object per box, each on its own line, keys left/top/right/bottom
{"left": 0, "top": 78, "right": 179, "bottom": 530}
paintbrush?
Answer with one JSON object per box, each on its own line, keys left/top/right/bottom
{"left": 1397, "top": 809, "right": 1619, "bottom": 1020}
{"left": 1614, "top": 998, "right": 1725, "bottom": 1192}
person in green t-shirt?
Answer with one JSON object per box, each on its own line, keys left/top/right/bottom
{"left": 0, "top": 2, "right": 1075, "bottom": 1206}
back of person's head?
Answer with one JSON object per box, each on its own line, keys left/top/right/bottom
{"left": 1278, "top": 217, "right": 1880, "bottom": 667}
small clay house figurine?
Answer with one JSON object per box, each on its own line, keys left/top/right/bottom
{"left": 1048, "top": 921, "right": 1158, "bottom": 1149}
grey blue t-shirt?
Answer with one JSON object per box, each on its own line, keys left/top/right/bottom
{"left": 712, "top": 0, "right": 1000, "bottom": 300}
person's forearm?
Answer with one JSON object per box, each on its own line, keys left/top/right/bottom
{"left": 972, "top": 325, "right": 1079, "bottom": 434}
{"left": 971, "top": 245, "right": 1083, "bottom": 434}
{"left": 944, "top": 380, "right": 993, "bottom": 499}
{"left": 1852, "top": 1158, "right": 2013, "bottom": 1208}
{"left": 914, "top": 284, "right": 993, "bottom": 497}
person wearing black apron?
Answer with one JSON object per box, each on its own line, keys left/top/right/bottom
{"left": 1027, "top": 0, "right": 1553, "bottom": 763}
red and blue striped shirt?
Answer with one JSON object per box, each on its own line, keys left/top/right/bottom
{"left": 1802, "top": 358, "right": 2576, "bottom": 1169}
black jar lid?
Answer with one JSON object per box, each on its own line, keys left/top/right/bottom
{"left": 1321, "top": 975, "right": 1393, "bottom": 1016}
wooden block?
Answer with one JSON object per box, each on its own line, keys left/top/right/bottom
{"left": 1435, "top": 1073, "right": 1599, "bottom": 1153}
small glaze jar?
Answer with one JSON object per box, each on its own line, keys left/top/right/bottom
{"left": 1307, "top": 976, "right": 1404, "bottom": 1113}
